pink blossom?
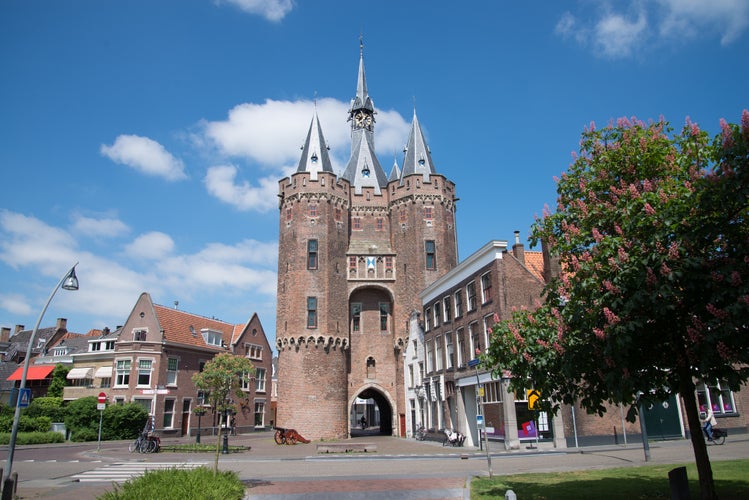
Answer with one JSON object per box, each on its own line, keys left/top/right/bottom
{"left": 536, "top": 339, "right": 549, "bottom": 348}
{"left": 553, "top": 342, "right": 564, "bottom": 354}
{"left": 711, "top": 271, "right": 724, "bottom": 283}
{"left": 660, "top": 262, "right": 671, "bottom": 276}
{"left": 644, "top": 203, "right": 656, "bottom": 216}
{"left": 617, "top": 247, "right": 629, "bottom": 263}
{"left": 646, "top": 267, "right": 657, "bottom": 286}
{"left": 717, "top": 341, "right": 731, "bottom": 361}
{"left": 741, "top": 109, "right": 749, "bottom": 140}
{"left": 603, "top": 307, "right": 620, "bottom": 325}
{"left": 523, "top": 352, "right": 533, "bottom": 363}
{"left": 706, "top": 303, "right": 728, "bottom": 319}
{"left": 493, "top": 313, "right": 500, "bottom": 323}
{"left": 720, "top": 118, "right": 734, "bottom": 148}
{"left": 668, "top": 242, "right": 679, "bottom": 260}
{"left": 593, "top": 328, "right": 605, "bottom": 340}
{"left": 730, "top": 272, "right": 742, "bottom": 287}
{"left": 592, "top": 227, "right": 603, "bottom": 243}
{"left": 603, "top": 280, "right": 619, "bottom": 294}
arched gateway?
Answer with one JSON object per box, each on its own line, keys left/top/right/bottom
{"left": 350, "top": 385, "right": 395, "bottom": 435}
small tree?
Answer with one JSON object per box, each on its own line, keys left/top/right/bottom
{"left": 484, "top": 112, "right": 748, "bottom": 500}
{"left": 47, "top": 364, "right": 69, "bottom": 398}
{"left": 192, "top": 352, "right": 254, "bottom": 472}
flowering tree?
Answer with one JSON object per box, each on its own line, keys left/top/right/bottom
{"left": 192, "top": 352, "right": 255, "bottom": 471}
{"left": 484, "top": 111, "right": 748, "bottom": 500}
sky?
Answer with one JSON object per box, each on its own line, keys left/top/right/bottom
{"left": 1, "top": 0, "right": 747, "bottom": 347}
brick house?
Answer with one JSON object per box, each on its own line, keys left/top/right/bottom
{"left": 2, "top": 319, "right": 71, "bottom": 401}
{"left": 406, "top": 235, "right": 565, "bottom": 449}
{"left": 108, "top": 292, "right": 272, "bottom": 437}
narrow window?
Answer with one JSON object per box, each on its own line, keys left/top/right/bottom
{"left": 116, "top": 359, "right": 131, "bottom": 386}
{"left": 254, "top": 401, "right": 266, "bottom": 427}
{"left": 335, "top": 207, "right": 342, "bottom": 221}
{"left": 454, "top": 290, "right": 463, "bottom": 317}
{"left": 385, "top": 256, "right": 393, "bottom": 271}
{"left": 137, "top": 359, "right": 152, "bottom": 386}
{"left": 307, "top": 297, "right": 318, "bottom": 329}
{"left": 379, "top": 303, "right": 390, "bottom": 331}
{"left": 352, "top": 303, "right": 361, "bottom": 332}
{"left": 166, "top": 357, "right": 178, "bottom": 385}
{"left": 446, "top": 332, "right": 454, "bottom": 369}
{"left": 433, "top": 301, "right": 441, "bottom": 327}
{"left": 255, "top": 368, "right": 266, "bottom": 392}
{"left": 308, "top": 204, "right": 318, "bottom": 217}
{"left": 467, "top": 282, "right": 477, "bottom": 311}
{"left": 376, "top": 217, "right": 384, "bottom": 231}
{"left": 307, "top": 239, "right": 318, "bottom": 269}
{"left": 353, "top": 217, "right": 362, "bottom": 230}
{"left": 163, "top": 399, "right": 175, "bottom": 428}
{"left": 425, "top": 240, "right": 436, "bottom": 270}
{"left": 481, "top": 272, "right": 493, "bottom": 303}
{"left": 424, "top": 307, "right": 431, "bottom": 331}
{"left": 435, "top": 335, "right": 443, "bottom": 371}
{"left": 424, "top": 206, "right": 433, "bottom": 220}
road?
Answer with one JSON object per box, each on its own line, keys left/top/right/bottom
{"left": 2, "top": 432, "right": 747, "bottom": 499}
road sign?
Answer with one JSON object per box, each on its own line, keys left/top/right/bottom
{"left": 98, "top": 392, "right": 107, "bottom": 404}
{"left": 18, "top": 388, "right": 31, "bottom": 408}
{"left": 467, "top": 359, "right": 480, "bottom": 368}
{"left": 97, "top": 403, "right": 106, "bottom": 410}
{"left": 476, "top": 414, "right": 484, "bottom": 428}
{"left": 527, "top": 389, "right": 541, "bottom": 410}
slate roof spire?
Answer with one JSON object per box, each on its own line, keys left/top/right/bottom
{"left": 400, "top": 109, "right": 436, "bottom": 182}
{"left": 297, "top": 106, "right": 334, "bottom": 180}
{"left": 342, "top": 38, "right": 387, "bottom": 194}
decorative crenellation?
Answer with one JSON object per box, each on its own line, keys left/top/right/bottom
{"left": 276, "top": 335, "right": 350, "bottom": 351}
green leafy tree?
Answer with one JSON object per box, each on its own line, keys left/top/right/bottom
{"left": 192, "top": 352, "right": 254, "bottom": 472}
{"left": 484, "top": 112, "right": 749, "bottom": 500}
{"left": 46, "top": 364, "right": 69, "bottom": 398}
{"left": 64, "top": 396, "right": 99, "bottom": 439}
{"left": 25, "top": 396, "right": 66, "bottom": 422}
{"left": 103, "top": 403, "right": 149, "bottom": 440}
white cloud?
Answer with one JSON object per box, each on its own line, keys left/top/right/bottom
{"left": 204, "top": 165, "right": 280, "bottom": 212}
{"left": 101, "top": 134, "right": 187, "bottom": 181}
{"left": 555, "top": 0, "right": 748, "bottom": 59}
{"left": 657, "top": 0, "right": 749, "bottom": 45}
{"left": 594, "top": 11, "right": 648, "bottom": 59}
{"left": 200, "top": 97, "right": 411, "bottom": 211}
{"left": 72, "top": 214, "right": 130, "bottom": 238}
{"left": 218, "top": 0, "right": 294, "bottom": 22}
{"left": 125, "top": 232, "right": 175, "bottom": 260}
{"left": 0, "top": 294, "right": 33, "bottom": 316}
{"left": 0, "top": 209, "right": 278, "bottom": 331}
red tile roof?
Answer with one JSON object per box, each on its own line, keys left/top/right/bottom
{"left": 524, "top": 251, "right": 546, "bottom": 282}
{"left": 153, "top": 304, "right": 237, "bottom": 349}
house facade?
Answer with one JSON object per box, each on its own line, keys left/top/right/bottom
{"left": 108, "top": 292, "right": 272, "bottom": 436}
{"left": 406, "top": 236, "right": 566, "bottom": 449}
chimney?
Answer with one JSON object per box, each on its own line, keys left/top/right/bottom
{"left": 56, "top": 318, "right": 68, "bottom": 332}
{"left": 542, "top": 238, "right": 561, "bottom": 284}
{"left": 512, "top": 230, "right": 525, "bottom": 265}
{"left": 14, "top": 325, "right": 25, "bottom": 336}
{"left": 1, "top": 327, "right": 10, "bottom": 342}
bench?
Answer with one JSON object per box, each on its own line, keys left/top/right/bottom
{"left": 316, "top": 442, "right": 377, "bottom": 453}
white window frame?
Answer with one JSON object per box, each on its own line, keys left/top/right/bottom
{"left": 136, "top": 358, "right": 154, "bottom": 387}
{"left": 435, "top": 335, "right": 443, "bottom": 371}
{"left": 255, "top": 368, "right": 266, "bottom": 393}
{"left": 166, "top": 357, "right": 178, "bottom": 386}
{"left": 254, "top": 400, "right": 266, "bottom": 428}
{"left": 454, "top": 290, "right": 463, "bottom": 318}
{"left": 163, "top": 398, "right": 176, "bottom": 429}
{"left": 115, "top": 358, "right": 131, "bottom": 387}
{"left": 466, "top": 282, "right": 477, "bottom": 311}
{"left": 445, "top": 332, "right": 454, "bottom": 370}
{"left": 480, "top": 272, "right": 493, "bottom": 304}
{"left": 456, "top": 328, "right": 465, "bottom": 367}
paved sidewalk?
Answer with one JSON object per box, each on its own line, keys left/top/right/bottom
{"left": 10, "top": 431, "right": 749, "bottom": 499}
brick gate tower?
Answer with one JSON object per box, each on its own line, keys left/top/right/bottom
{"left": 276, "top": 43, "right": 458, "bottom": 440}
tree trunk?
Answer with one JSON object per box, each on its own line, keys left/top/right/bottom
{"left": 679, "top": 370, "right": 717, "bottom": 499}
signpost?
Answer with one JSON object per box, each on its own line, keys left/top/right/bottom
{"left": 468, "top": 358, "right": 492, "bottom": 478}
{"left": 17, "top": 388, "right": 31, "bottom": 408}
{"left": 97, "top": 392, "right": 106, "bottom": 452}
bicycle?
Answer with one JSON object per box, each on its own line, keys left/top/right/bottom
{"left": 129, "top": 432, "right": 146, "bottom": 453}
{"left": 129, "top": 431, "right": 160, "bottom": 453}
{"left": 706, "top": 427, "right": 727, "bottom": 445}
{"left": 415, "top": 424, "right": 427, "bottom": 441}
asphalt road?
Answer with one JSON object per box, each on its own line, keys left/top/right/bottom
{"left": 2, "top": 431, "right": 747, "bottom": 499}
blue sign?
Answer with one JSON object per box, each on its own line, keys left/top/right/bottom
{"left": 18, "top": 388, "right": 31, "bottom": 408}
{"left": 477, "top": 414, "right": 484, "bottom": 427}
{"left": 467, "top": 359, "right": 480, "bottom": 368}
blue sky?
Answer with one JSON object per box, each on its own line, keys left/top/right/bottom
{"left": 1, "top": 1, "right": 747, "bottom": 345}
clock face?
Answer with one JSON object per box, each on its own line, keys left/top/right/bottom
{"left": 354, "top": 111, "right": 365, "bottom": 127}
{"left": 365, "top": 115, "right": 373, "bottom": 127}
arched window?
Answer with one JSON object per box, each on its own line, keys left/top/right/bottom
{"left": 366, "top": 357, "right": 376, "bottom": 379}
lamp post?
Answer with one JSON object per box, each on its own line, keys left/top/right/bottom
{"left": 194, "top": 406, "right": 205, "bottom": 444}
{"left": 3, "top": 264, "right": 79, "bottom": 487}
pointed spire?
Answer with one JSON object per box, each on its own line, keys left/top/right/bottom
{"left": 400, "top": 109, "right": 436, "bottom": 181}
{"left": 388, "top": 155, "right": 401, "bottom": 182}
{"left": 297, "top": 107, "right": 333, "bottom": 180}
{"left": 350, "top": 37, "right": 374, "bottom": 114}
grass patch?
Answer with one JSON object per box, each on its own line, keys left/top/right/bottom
{"left": 98, "top": 466, "right": 245, "bottom": 499}
{"left": 471, "top": 459, "right": 749, "bottom": 499}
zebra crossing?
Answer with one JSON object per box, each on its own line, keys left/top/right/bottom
{"left": 72, "top": 461, "right": 208, "bottom": 483}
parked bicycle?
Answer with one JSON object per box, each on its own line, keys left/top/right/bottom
{"left": 129, "top": 431, "right": 161, "bottom": 453}
{"left": 414, "top": 424, "right": 427, "bottom": 441}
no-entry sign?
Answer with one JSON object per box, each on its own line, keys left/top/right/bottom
{"left": 98, "top": 392, "right": 107, "bottom": 404}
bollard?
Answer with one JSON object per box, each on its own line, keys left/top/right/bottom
{"left": 505, "top": 489, "right": 517, "bottom": 500}
{"left": 2, "top": 472, "right": 17, "bottom": 500}
{"left": 668, "top": 466, "right": 689, "bottom": 500}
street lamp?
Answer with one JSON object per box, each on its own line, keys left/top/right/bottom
{"left": 194, "top": 405, "right": 206, "bottom": 444}
{"left": 3, "top": 263, "right": 79, "bottom": 487}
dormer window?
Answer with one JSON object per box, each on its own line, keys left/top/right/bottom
{"left": 418, "top": 154, "right": 425, "bottom": 166}
{"left": 36, "top": 339, "right": 46, "bottom": 349}
{"left": 201, "top": 329, "right": 223, "bottom": 347}
{"left": 311, "top": 152, "right": 318, "bottom": 163}
{"left": 53, "top": 347, "right": 68, "bottom": 357}
{"left": 362, "top": 166, "right": 370, "bottom": 178}
{"left": 133, "top": 329, "right": 147, "bottom": 342}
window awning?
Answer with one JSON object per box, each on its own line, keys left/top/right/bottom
{"left": 7, "top": 365, "right": 55, "bottom": 381}
{"left": 67, "top": 367, "right": 94, "bottom": 380}
{"left": 94, "top": 366, "right": 112, "bottom": 378}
